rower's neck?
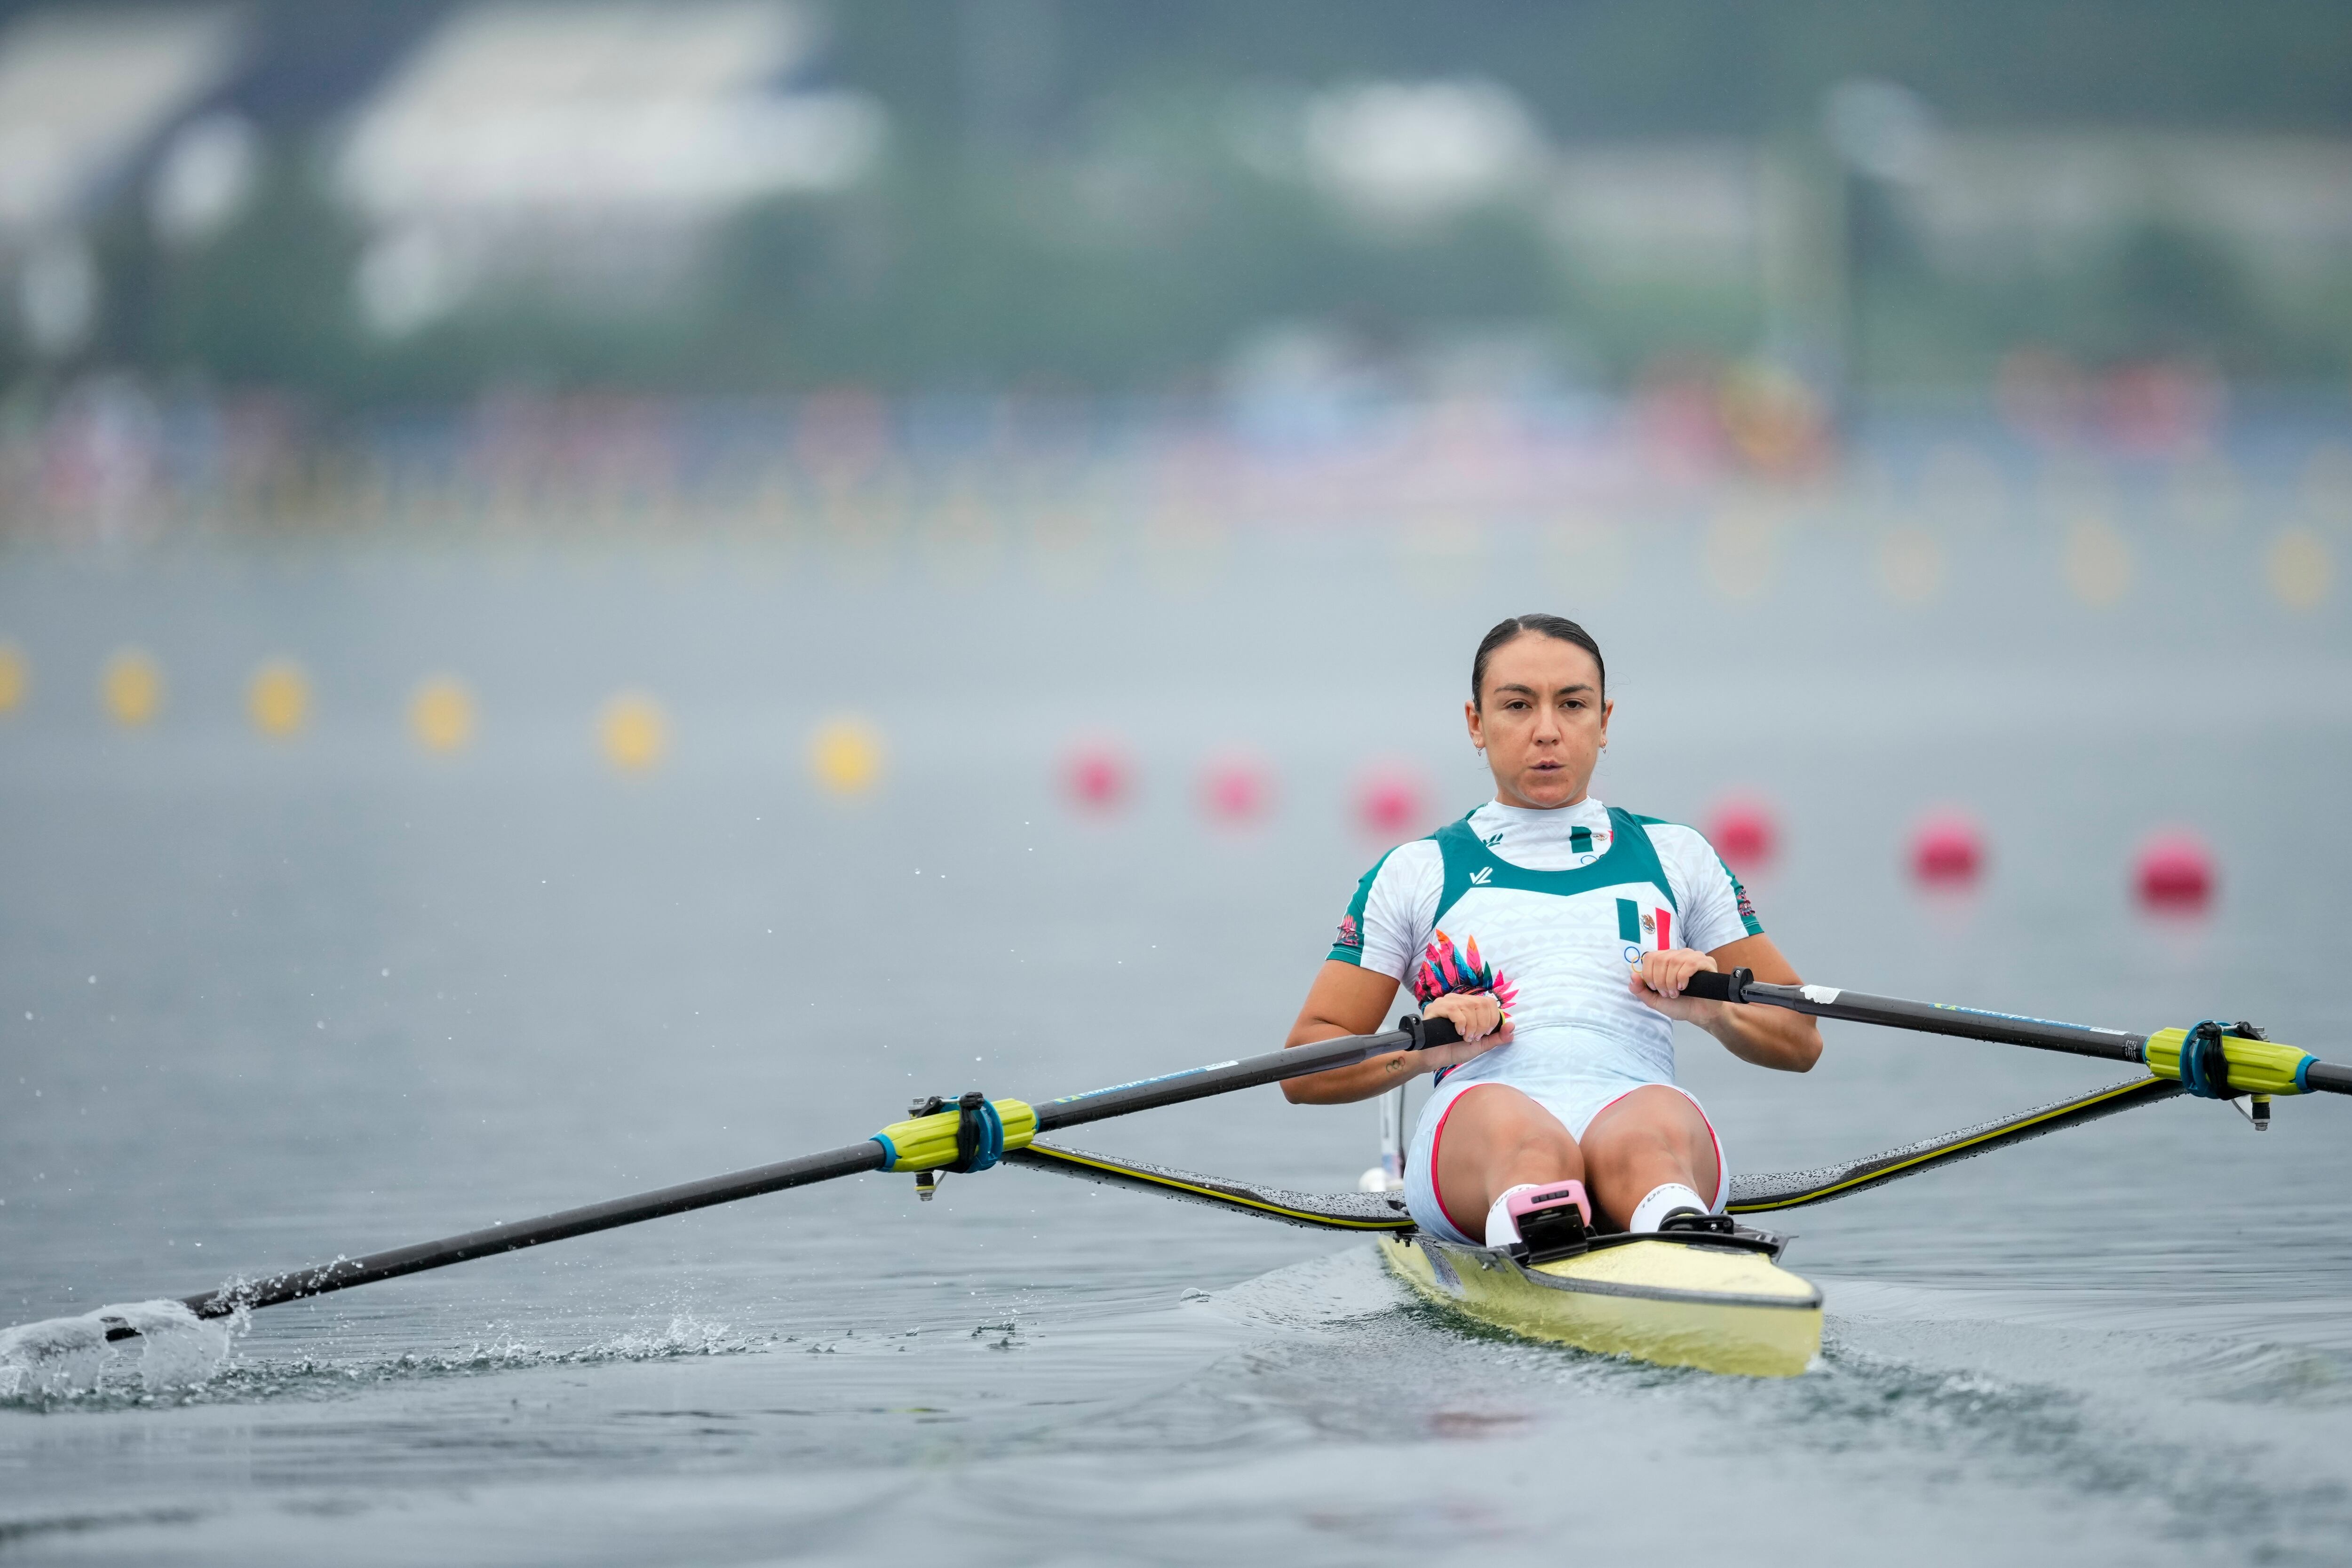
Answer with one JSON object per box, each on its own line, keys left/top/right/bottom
{"left": 1489, "top": 791, "right": 1594, "bottom": 813}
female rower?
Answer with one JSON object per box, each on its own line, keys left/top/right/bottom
{"left": 1284, "top": 613, "right": 1820, "bottom": 1245}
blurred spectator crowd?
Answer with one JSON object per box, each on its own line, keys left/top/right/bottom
{"left": 0, "top": 0, "right": 2345, "bottom": 540}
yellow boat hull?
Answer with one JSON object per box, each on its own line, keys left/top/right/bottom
{"left": 1377, "top": 1232, "right": 1823, "bottom": 1378}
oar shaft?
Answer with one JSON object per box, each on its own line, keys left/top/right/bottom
{"left": 1733, "top": 979, "right": 2149, "bottom": 1063}
{"left": 2304, "top": 1061, "right": 2352, "bottom": 1094}
{"left": 1686, "top": 971, "right": 2352, "bottom": 1095}
{"left": 1034, "top": 1027, "right": 1422, "bottom": 1132}
{"left": 170, "top": 1142, "right": 885, "bottom": 1325}
{"left": 154, "top": 1024, "right": 1432, "bottom": 1330}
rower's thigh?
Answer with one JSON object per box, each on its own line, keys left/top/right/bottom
{"left": 1578, "top": 1086, "right": 1720, "bottom": 1200}
{"left": 1430, "top": 1083, "right": 1578, "bottom": 1196}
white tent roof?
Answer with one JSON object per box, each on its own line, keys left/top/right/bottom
{"left": 0, "top": 5, "right": 246, "bottom": 235}
{"left": 338, "top": 0, "right": 882, "bottom": 222}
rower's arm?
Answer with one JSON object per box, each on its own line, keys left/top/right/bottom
{"left": 1698, "top": 934, "right": 1821, "bottom": 1070}
{"left": 1281, "top": 961, "right": 1414, "bottom": 1103}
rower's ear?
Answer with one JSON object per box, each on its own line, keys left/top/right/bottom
{"left": 1464, "top": 697, "right": 1485, "bottom": 750}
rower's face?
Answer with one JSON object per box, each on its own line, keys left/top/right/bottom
{"left": 1466, "top": 634, "right": 1611, "bottom": 810}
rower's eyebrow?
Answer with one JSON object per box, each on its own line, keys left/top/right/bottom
{"left": 1493, "top": 681, "right": 1596, "bottom": 697}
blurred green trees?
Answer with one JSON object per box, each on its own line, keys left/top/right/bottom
{"left": 12, "top": 0, "right": 2351, "bottom": 403}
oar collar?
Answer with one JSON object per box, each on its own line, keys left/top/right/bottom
{"left": 870, "top": 1093, "right": 1039, "bottom": 1175}
{"left": 2142, "top": 1022, "right": 2314, "bottom": 1098}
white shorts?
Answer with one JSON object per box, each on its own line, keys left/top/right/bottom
{"left": 1402, "top": 1075, "right": 1728, "bottom": 1245}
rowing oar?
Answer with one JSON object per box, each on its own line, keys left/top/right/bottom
{"left": 77, "top": 1016, "right": 1465, "bottom": 1342}
{"left": 1685, "top": 968, "right": 2352, "bottom": 1106}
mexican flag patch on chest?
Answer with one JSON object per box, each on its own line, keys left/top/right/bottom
{"left": 1617, "top": 897, "right": 1670, "bottom": 950}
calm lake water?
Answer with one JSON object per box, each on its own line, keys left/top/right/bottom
{"left": 4, "top": 505, "right": 2351, "bottom": 1565}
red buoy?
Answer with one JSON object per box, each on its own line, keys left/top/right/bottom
{"left": 1355, "top": 767, "right": 1428, "bottom": 842}
{"left": 2135, "top": 832, "right": 2214, "bottom": 912}
{"left": 1201, "top": 755, "right": 1273, "bottom": 824}
{"left": 1910, "top": 813, "right": 1984, "bottom": 886}
{"left": 1063, "top": 742, "right": 1131, "bottom": 811}
{"left": 1706, "top": 797, "right": 1778, "bottom": 872}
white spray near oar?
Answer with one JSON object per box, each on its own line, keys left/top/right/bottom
{"left": 0, "top": 1299, "right": 240, "bottom": 1399}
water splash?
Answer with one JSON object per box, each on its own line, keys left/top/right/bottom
{"left": 1, "top": 1308, "right": 760, "bottom": 1411}
{"left": 403, "top": 1314, "right": 756, "bottom": 1373}
{"left": 0, "top": 1300, "right": 239, "bottom": 1402}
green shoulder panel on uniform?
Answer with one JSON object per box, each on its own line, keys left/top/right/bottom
{"left": 1327, "top": 844, "right": 1399, "bottom": 964}
{"left": 1430, "top": 806, "right": 1676, "bottom": 928}
{"left": 1633, "top": 814, "right": 1764, "bottom": 938}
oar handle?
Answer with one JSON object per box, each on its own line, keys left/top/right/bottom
{"left": 1403, "top": 1014, "right": 1464, "bottom": 1050}
{"left": 1678, "top": 968, "right": 1752, "bottom": 1005}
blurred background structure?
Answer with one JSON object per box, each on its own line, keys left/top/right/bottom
{"left": 7, "top": 14, "right": 2352, "bottom": 1558}
{"left": 0, "top": 0, "right": 2344, "bottom": 541}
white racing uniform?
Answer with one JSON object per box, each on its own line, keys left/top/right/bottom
{"left": 1327, "top": 798, "right": 1761, "bottom": 1244}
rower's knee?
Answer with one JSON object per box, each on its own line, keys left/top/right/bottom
{"left": 1442, "top": 1085, "right": 1580, "bottom": 1194}
{"left": 1475, "top": 1087, "right": 1576, "bottom": 1152}
{"left": 1581, "top": 1089, "right": 1715, "bottom": 1188}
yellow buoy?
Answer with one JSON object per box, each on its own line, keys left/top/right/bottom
{"left": 1876, "top": 526, "right": 1946, "bottom": 605}
{"left": 1392, "top": 515, "right": 1485, "bottom": 600}
{"left": 1701, "top": 506, "right": 1780, "bottom": 602}
{"left": 409, "top": 676, "right": 476, "bottom": 753}
{"left": 2266, "top": 527, "right": 2332, "bottom": 611}
{"left": 810, "top": 716, "right": 882, "bottom": 795}
{"left": 599, "top": 691, "right": 667, "bottom": 772}
{"left": 101, "top": 648, "right": 164, "bottom": 727}
{"left": 0, "top": 642, "right": 25, "bottom": 713}
{"left": 247, "top": 659, "right": 311, "bottom": 738}
{"left": 2061, "top": 517, "right": 2132, "bottom": 607}
{"left": 1546, "top": 515, "right": 1628, "bottom": 598}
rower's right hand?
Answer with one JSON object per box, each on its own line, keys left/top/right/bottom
{"left": 1419, "top": 990, "right": 1513, "bottom": 1069}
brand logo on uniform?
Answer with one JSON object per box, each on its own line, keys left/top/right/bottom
{"left": 1484, "top": 832, "right": 1505, "bottom": 847}
{"left": 1333, "top": 913, "right": 1362, "bottom": 949}
{"left": 1469, "top": 867, "right": 1493, "bottom": 886}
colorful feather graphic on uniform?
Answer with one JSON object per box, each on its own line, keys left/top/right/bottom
{"left": 1410, "top": 929, "right": 1518, "bottom": 1019}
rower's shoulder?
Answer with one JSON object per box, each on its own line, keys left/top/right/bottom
{"left": 1615, "top": 811, "right": 1723, "bottom": 863}
{"left": 1372, "top": 834, "right": 1447, "bottom": 879}
{"left": 1349, "top": 832, "right": 1444, "bottom": 891}
{"left": 1617, "top": 808, "right": 1701, "bottom": 839}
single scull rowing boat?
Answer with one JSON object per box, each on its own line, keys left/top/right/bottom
{"left": 19, "top": 972, "right": 2347, "bottom": 1379}
{"left": 1361, "top": 969, "right": 2339, "bottom": 1374}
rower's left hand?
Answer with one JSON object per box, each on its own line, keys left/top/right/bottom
{"left": 1629, "top": 948, "right": 1719, "bottom": 1022}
